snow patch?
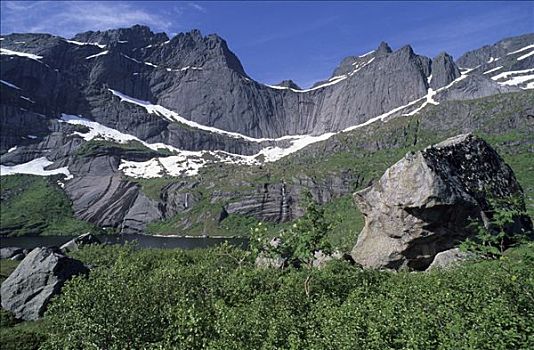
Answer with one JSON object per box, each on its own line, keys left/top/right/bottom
{"left": 491, "top": 68, "right": 534, "bottom": 81}
{"left": 0, "top": 157, "right": 72, "bottom": 179}
{"left": 7, "top": 146, "right": 17, "bottom": 153}
{"left": 85, "top": 50, "right": 109, "bottom": 59}
{"left": 0, "top": 79, "right": 21, "bottom": 89}
{"left": 483, "top": 66, "right": 503, "bottom": 75}
{"left": 66, "top": 40, "right": 106, "bottom": 48}
{"left": 358, "top": 50, "right": 375, "bottom": 58}
{"left": 60, "top": 114, "right": 177, "bottom": 153}
{"left": 0, "top": 48, "right": 43, "bottom": 60}
{"left": 20, "top": 96, "right": 35, "bottom": 103}
{"left": 517, "top": 50, "right": 534, "bottom": 61}
{"left": 121, "top": 53, "right": 142, "bottom": 63}
{"left": 507, "top": 44, "right": 534, "bottom": 56}
{"left": 498, "top": 74, "right": 534, "bottom": 87}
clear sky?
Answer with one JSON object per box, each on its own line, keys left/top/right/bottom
{"left": 1, "top": 1, "right": 532, "bottom": 87}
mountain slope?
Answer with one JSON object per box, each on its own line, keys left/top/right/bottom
{"left": 1, "top": 27, "right": 533, "bottom": 239}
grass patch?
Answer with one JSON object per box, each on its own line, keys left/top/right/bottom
{"left": 75, "top": 139, "right": 173, "bottom": 158}
{"left": 0, "top": 175, "right": 100, "bottom": 236}
{"left": 0, "top": 259, "right": 19, "bottom": 284}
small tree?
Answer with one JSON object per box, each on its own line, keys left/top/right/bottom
{"left": 461, "top": 195, "right": 532, "bottom": 259}
{"left": 251, "top": 192, "right": 332, "bottom": 268}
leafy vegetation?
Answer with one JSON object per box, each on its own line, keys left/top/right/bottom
{"left": 30, "top": 242, "right": 534, "bottom": 349}
{"left": 0, "top": 316, "right": 48, "bottom": 350}
{"left": 0, "top": 259, "right": 19, "bottom": 284}
{"left": 0, "top": 175, "right": 100, "bottom": 236}
{"left": 461, "top": 195, "right": 532, "bottom": 258}
{"left": 251, "top": 192, "right": 333, "bottom": 267}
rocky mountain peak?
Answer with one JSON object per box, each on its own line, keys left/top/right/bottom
{"left": 330, "top": 41, "right": 393, "bottom": 78}
{"left": 71, "top": 24, "right": 169, "bottom": 47}
{"left": 396, "top": 44, "right": 416, "bottom": 58}
{"left": 275, "top": 80, "right": 301, "bottom": 89}
{"left": 430, "top": 52, "right": 461, "bottom": 89}
{"left": 375, "top": 41, "right": 393, "bottom": 55}
{"left": 166, "top": 29, "right": 247, "bottom": 75}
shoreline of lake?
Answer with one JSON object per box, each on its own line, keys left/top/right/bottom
{"left": 0, "top": 234, "right": 248, "bottom": 250}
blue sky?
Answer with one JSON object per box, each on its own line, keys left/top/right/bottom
{"left": 1, "top": 1, "right": 532, "bottom": 87}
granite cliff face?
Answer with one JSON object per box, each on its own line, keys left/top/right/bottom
{"left": 1, "top": 25, "right": 478, "bottom": 146}
{"left": 1, "top": 26, "right": 532, "bottom": 236}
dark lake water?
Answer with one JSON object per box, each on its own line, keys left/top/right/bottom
{"left": 0, "top": 234, "right": 247, "bottom": 250}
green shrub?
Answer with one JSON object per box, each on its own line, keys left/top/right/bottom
{"left": 41, "top": 243, "right": 534, "bottom": 349}
{"left": 461, "top": 195, "right": 532, "bottom": 258}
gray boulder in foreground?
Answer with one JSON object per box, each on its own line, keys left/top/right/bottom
{"left": 426, "top": 248, "right": 475, "bottom": 271}
{"left": 351, "top": 133, "right": 531, "bottom": 271}
{"left": 60, "top": 232, "right": 101, "bottom": 253}
{"left": 1, "top": 247, "right": 88, "bottom": 320}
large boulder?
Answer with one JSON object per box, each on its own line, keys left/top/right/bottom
{"left": 351, "top": 133, "right": 531, "bottom": 270}
{"left": 60, "top": 232, "right": 101, "bottom": 253}
{"left": 1, "top": 247, "right": 88, "bottom": 320}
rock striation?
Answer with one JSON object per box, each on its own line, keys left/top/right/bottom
{"left": 1, "top": 247, "right": 88, "bottom": 320}
{"left": 351, "top": 134, "right": 532, "bottom": 271}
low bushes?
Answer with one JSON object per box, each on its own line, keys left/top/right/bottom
{"left": 39, "top": 243, "right": 534, "bottom": 349}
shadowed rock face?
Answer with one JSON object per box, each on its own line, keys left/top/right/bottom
{"left": 0, "top": 26, "right": 457, "bottom": 144}
{"left": 1, "top": 247, "right": 88, "bottom": 320}
{"left": 351, "top": 134, "right": 532, "bottom": 271}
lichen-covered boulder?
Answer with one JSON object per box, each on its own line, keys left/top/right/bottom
{"left": 1, "top": 247, "right": 88, "bottom": 320}
{"left": 351, "top": 133, "right": 531, "bottom": 270}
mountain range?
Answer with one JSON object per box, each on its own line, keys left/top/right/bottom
{"left": 1, "top": 25, "right": 533, "bottom": 244}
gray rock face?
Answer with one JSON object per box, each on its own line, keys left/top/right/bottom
{"left": 64, "top": 155, "right": 162, "bottom": 233}
{"left": 456, "top": 33, "right": 534, "bottom": 68}
{"left": 1, "top": 28, "right": 435, "bottom": 144}
{"left": 435, "top": 75, "right": 520, "bottom": 102}
{"left": 1, "top": 247, "right": 88, "bottom": 320}
{"left": 351, "top": 134, "right": 531, "bottom": 271}
{"left": 0, "top": 247, "right": 23, "bottom": 259}
{"left": 425, "top": 248, "right": 475, "bottom": 271}
{"left": 60, "top": 233, "right": 101, "bottom": 253}
{"left": 222, "top": 172, "right": 360, "bottom": 224}
{"left": 430, "top": 52, "right": 460, "bottom": 89}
